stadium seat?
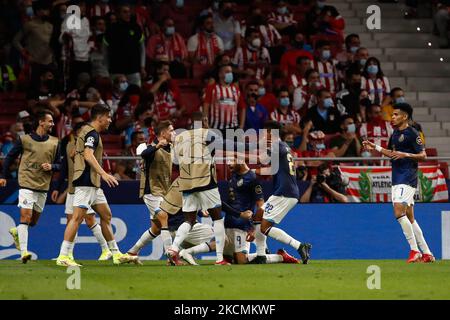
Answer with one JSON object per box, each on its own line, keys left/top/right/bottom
{"left": 180, "top": 91, "right": 201, "bottom": 114}
{"left": 439, "top": 162, "right": 449, "bottom": 179}
{"left": 192, "top": 64, "right": 210, "bottom": 80}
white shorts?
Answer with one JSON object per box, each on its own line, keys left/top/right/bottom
{"left": 170, "top": 223, "right": 214, "bottom": 248}
{"left": 73, "top": 186, "right": 108, "bottom": 209}
{"left": 18, "top": 189, "right": 47, "bottom": 213}
{"left": 143, "top": 194, "right": 164, "bottom": 220}
{"left": 392, "top": 184, "right": 416, "bottom": 207}
{"left": 182, "top": 188, "right": 221, "bottom": 212}
{"left": 65, "top": 193, "right": 95, "bottom": 215}
{"left": 224, "top": 228, "right": 250, "bottom": 256}
{"left": 263, "top": 195, "right": 298, "bottom": 224}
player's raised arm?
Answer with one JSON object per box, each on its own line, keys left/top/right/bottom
{"left": 362, "top": 140, "right": 393, "bottom": 158}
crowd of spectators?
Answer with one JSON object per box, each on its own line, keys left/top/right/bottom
{"left": 0, "top": 0, "right": 431, "bottom": 203}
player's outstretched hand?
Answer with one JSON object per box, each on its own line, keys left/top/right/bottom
{"left": 240, "top": 210, "right": 253, "bottom": 220}
{"left": 102, "top": 173, "right": 119, "bottom": 188}
{"left": 41, "top": 163, "right": 52, "bottom": 171}
{"left": 362, "top": 140, "right": 375, "bottom": 151}
{"left": 51, "top": 190, "right": 59, "bottom": 203}
{"left": 0, "top": 179, "right": 6, "bottom": 187}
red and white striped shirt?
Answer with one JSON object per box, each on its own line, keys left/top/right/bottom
{"left": 361, "top": 76, "right": 391, "bottom": 105}
{"left": 241, "top": 23, "right": 281, "bottom": 48}
{"left": 359, "top": 120, "right": 393, "bottom": 149}
{"left": 289, "top": 73, "right": 307, "bottom": 89}
{"left": 204, "top": 83, "right": 241, "bottom": 130}
{"left": 270, "top": 108, "right": 301, "bottom": 126}
{"left": 233, "top": 46, "right": 271, "bottom": 80}
{"left": 268, "top": 12, "right": 297, "bottom": 26}
{"left": 88, "top": 4, "right": 110, "bottom": 18}
{"left": 312, "top": 59, "right": 339, "bottom": 93}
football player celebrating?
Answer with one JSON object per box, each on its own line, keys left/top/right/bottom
{"left": 363, "top": 103, "right": 435, "bottom": 263}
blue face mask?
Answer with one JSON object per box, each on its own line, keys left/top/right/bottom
{"left": 350, "top": 46, "right": 359, "bottom": 54}
{"left": 367, "top": 65, "right": 379, "bottom": 75}
{"left": 224, "top": 72, "right": 233, "bottom": 84}
{"left": 277, "top": 6, "right": 288, "bottom": 15}
{"left": 165, "top": 26, "right": 175, "bottom": 36}
{"left": 395, "top": 96, "right": 406, "bottom": 104}
{"left": 323, "top": 97, "right": 334, "bottom": 108}
{"left": 280, "top": 97, "right": 290, "bottom": 107}
{"left": 347, "top": 123, "right": 356, "bottom": 133}
{"left": 258, "top": 87, "right": 266, "bottom": 96}
{"left": 26, "top": 6, "right": 34, "bottom": 17}
{"left": 359, "top": 59, "right": 367, "bottom": 67}
{"left": 119, "top": 82, "right": 128, "bottom": 92}
{"left": 322, "top": 50, "right": 331, "bottom": 60}
{"left": 175, "top": 0, "right": 184, "bottom": 8}
{"left": 315, "top": 143, "right": 326, "bottom": 150}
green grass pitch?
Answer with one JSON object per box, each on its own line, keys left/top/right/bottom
{"left": 1, "top": 260, "right": 450, "bottom": 300}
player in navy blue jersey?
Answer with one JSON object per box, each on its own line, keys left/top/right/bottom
{"left": 179, "top": 159, "right": 299, "bottom": 265}
{"left": 248, "top": 121, "right": 312, "bottom": 264}
{"left": 363, "top": 103, "right": 435, "bottom": 263}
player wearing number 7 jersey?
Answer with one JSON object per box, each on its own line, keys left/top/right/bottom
{"left": 363, "top": 103, "right": 435, "bottom": 263}
{"left": 251, "top": 121, "right": 312, "bottom": 264}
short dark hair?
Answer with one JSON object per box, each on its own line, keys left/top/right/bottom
{"left": 91, "top": 104, "right": 111, "bottom": 120}
{"left": 345, "top": 34, "right": 359, "bottom": 48}
{"left": 246, "top": 80, "right": 259, "bottom": 89}
{"left": 315, "top": 40, "right": 330, "bottom": 50}
{"left": 191, "top": 111, "right": 204, "bottom": 122}
{"left": 393, "top": 103, "right": 413, "bottom": 119}
{"left": 131, "top": 130, "right": 144, "bottom": 142}
{"left": 276, "top": 85, "right": 289, "bottom": 97}
{"left": 318, "top": 162, "right": 329, "bottom": 174}
{"left": 390, "top": 87, "right": 403, "bottom": 97}
{"left": 305, "top": 68, "right": 319, "bottom": 80}
{"left": 296, "top": 56, "right": 311, "bottom": 65}
{"left": 34, "top": 109, "right": 53, "bottom": 129}
{"left": 155, "top": 120, "right": 173, "bottom": 136}
{"left": 340, "top": 114, "right": 354, "bottom": 124}
{"left": 245, "top": 26, "right": 259, "bottom": 39}
{"left": 316, "top": 88, "right": 330, "bottom": 98}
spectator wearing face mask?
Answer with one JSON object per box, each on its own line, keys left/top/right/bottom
{"left": 147, "top": 17, "right": 189, "bottom": 79}
{"left": 203, "top": 64, "right": 244, "bottom": 133}
{"left": 268, "top": 0, "right": 298, "bottom": 35}
{"left": 233, "top": 27, "right": 271, "bottom": 80}
{"left": 336, "top": 68, "right": 365, "bottom": 117}
{"left": 256, "top": 79, "right": 278, "bottom": 113}
{"left": 330, "top": 115, "right": 361, "bottom": 157}
{"left": 188, "top": 14, "right": 224, "bottom": 66}
{"left": 90, "top": 16, "right": 109, "bottom": 79}
{"left": 213, "top": 0, "right": 241, "bottom": 51}
{"left": 358, "top": 103, "right": 393, "bottom": 159}
{"left": 13, "top": 0, "right": 54, "bottom": 85}
{"left": 350, "top": 47, "right": 369, "bottom": 73}
{"left": 336, "top": 34, "right": 360, "bottom": 67}
{"left": 305, "top": 88, "right": 341, "bottom": 134}
{"left": 312, "top": 40, "right": 339, "bottom": 94}
{"left": 157, "top": 0, "right": 192, "bottom": 38}
{"left": 280, "top": 31, "right": 314, "bottom": 78}
{"left": 361, "top": 57, "right": 390, "bottom": 105}
{"left": 301, "top": 130, "right": 336, "bottom": 168}
{"left": 270, "top": 87, "right": 302, "bottom": 136}
{"left": 243, "top": 81, "right": 269, "bottom": 131}
{"left": 292, "top": 69, "right": 321, "bottom": 116}
{"left": 241, "top": 5, "right": 282, "bottom": 51}
{"left": 381, "top": 87, "right": 405, "bottom": 122}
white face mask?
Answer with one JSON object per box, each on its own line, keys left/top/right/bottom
{"left": 347, "top": 123, "right": 356, "bottom": 133}
{"left": 251, "top": 38, "right": 261, "bottom": 48}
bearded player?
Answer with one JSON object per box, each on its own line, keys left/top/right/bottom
{"left": 363, "top": 103, "right": 435, "bottom": 263}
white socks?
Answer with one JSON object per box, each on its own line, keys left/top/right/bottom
{"left": 397, "top": 216, "right": 419, "bottom": 251}
{"left": 107, "top": 240, "right": 120, "bottom": 254}
{"left": 68, "top": 233, "right": 78, "bottom": 256}
{"left": 160, "top": 228, "right": 172, "bottom": 253}
{"left": 171, "top": 222, "right": 192, "bottom": 252}
{"left": 90, "top": 224, "right": 109, "bottom": 251}
{"left": 254, "top": 223, "right": 267, "bottom": 256}
{"left": 248, "top": 253, "right": 283, "bottom": 263}
{"left": 129, "top": 229, "right": 157, "bottom": 254}
{"left": 412, "top": 220, "right": 431, "bottom": 255}
{"left": 17, "top": 223, "right": 28, "bottom": 255}
{"left": 185, "top": 242, "right": 211, "bottom": 255}
{"left": 213, "top": 218, "right": 225, "bottom": 262}
{"left": 60, "top": 240, "right": 72, "bottom": 256}
{"left": 266, "top": 227, "right": 301, "bottom": 251}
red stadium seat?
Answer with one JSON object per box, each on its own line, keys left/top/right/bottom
{"left": 324, "top": 133, "right": 340, "bottom": 149}
{"left": 180, "top": 91, "right": 201, "bottom": 114}
{"left": 426, "top": 148, "right": 438, "bottom": 157}
{"left": 439, "top": 162, "right": 449, "bottom": 179}
{"left": 192, "top": 64, "right": 210, "bottom": 80}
